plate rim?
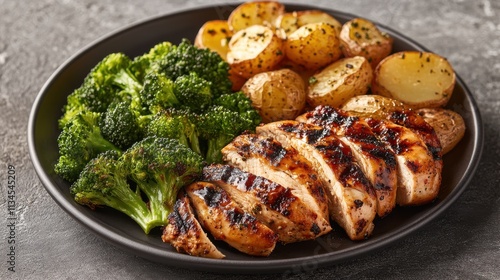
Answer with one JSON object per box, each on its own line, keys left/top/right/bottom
{"left": 27, "top": 2, "right": 484, "bottom": 274}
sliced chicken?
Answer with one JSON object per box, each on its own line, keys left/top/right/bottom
{"left": 203, "top": 164, "right": 330, "bottom": 243}
{"left": 387, "top": 109, "right": 443, "bottom": 184}
{"left": 185, "top": 181, "right": 277, "bottom": 257}
{"left": 222, "top": 134, "right": 331, "bottom": 230}
{"left": 161, "top": 191, "right": 225, "bottom": 259}
{"left": 365, "top": 118, "right": 441, "bottom": 206}
{"left": 297, "top": 105, "right": 398, "bottom": 217}
{"left": 257, "top": 121, "right": 377, "bottom": 240}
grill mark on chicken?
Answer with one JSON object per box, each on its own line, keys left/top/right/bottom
{"left": 162, "top": 191, "right": 225, "bottom": 259}
{"left": 221, "top": 134, "right": 332, "bottom": 239}
{"left": 186, "top": 181, "right": 277, "bottom": 257}
{"left": 257, "top": 121, "right": 377, "bottom": 240}
{"left": 298, "top": 106, "right": 398, "bottom": 217}
{"left": 365, "top": 118, "right": 440, "bottom": 206}
{"left": 203, "top": 164, "right": 328, "bottom": 243}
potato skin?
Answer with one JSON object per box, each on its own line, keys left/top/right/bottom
{"left": 227, "top": 1, "right": 285, "bottom": 32}
{"left": 416, "top": 108, "right": 465, "bottom": 154}
{"left": 284, "top": 22, "right": 342, "bottom": 70}
{"left": 227, "top": 25, "right": 285, "bottom": 79}
{"left": 340, "top": 94, "right": 407, "bottom": 119}
{"left": 340, "top": 18, "right": 393, "bottom": 69}
{"left": 276, "top": 10, "right": 342, "bottom": 39}
{"left": 241, "top": 69, "right": 306, "bottom": 123}
{"left": 372, "top": 51, "right": 456, "bottom": 109}
{"left": 307, "top": 56, "right": 373, "bottom": 108}
{"left": 194, "top": 20, "right": 233, "bottom": 60}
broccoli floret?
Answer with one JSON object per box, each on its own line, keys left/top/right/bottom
{"left": 130, "top": 42, "right": 172, "bottom": 83}
{"left": 213, "top": 91, "right": 261, "bottom": 126}
{"left": 160, "top": 39, "right": 232, "bottom": 98}
{"left": 140, "top": 71, "right": 180, "bottom": 114}
{"left": 55, "top": 111, "right": 121, "bottom": 183}
{"left": 197, "top": 105, "right": 258, "bottom": 163}
{"left": 121, "top": 137, "right": 205, "bottom": 224}
{"left": 70, "top": 150, "right": 156, "bottom": 233}
{"left": 100, "top": 101, "right": 143, "bottom": 150}
{"left": 173, "top": 72, "right": 213, "bottom": 112}
{"left": 144, "top": 108, "right": 201, "bottom": 155}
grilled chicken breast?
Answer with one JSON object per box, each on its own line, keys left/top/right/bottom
{"left": 185, "top": 181, "right": 277, "bottom": 256}
{"left": 365, "top": 118, "right": 441, "bottom": 205}
{"left": 257, "top": 121, "right": 377, "bottom": 240}
{"left": 203, "top": 164, "right": 330, "bottom": 243}
{"left": 162, "top": 191, "right": 225, "bottom": 259}
{"left": 297, "top": 106, "right": 398, "bottom": 217}
{"left": 222, "top": 134, "right": 331, "bottom": 232}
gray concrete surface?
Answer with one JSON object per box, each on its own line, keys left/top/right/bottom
{"left": 1, "top": 0, "right": 499, "bottom": 279}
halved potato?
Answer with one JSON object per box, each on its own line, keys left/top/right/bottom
{"left": 275, "top": 10, "right": 342, "bottom": 39}
{"left": 340, "top": 18, "right": 393, "bottom": 69}
{"left": 227, "top": 25, "right": 285, "bottom": 79}
{"left": 227, "top": 1, "right": 285, "bottom": 32}
{"left": 340, "top": 94, "right": 407, "bottom": 119}
{"left": 415, "top": 108, "right": 465, "bottom": 154}
{"left": 307, "top": 56, "right": 373, "bottom": 108}
{"left": 241, "top": 68, "right": 306, "bottom": 123}
{"left": 284, "top": 22, "right": 342, "bottom": 70}
{"left": 372, "top": 51, "right": 456, "bottom": 108}
{"left": 194, "top": 20, "right": 233, "bottom": 60}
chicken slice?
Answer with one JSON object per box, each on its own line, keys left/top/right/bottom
{"left": 297, "top": 105, "right": 398, "bottom": 217}
{"left": 365, "top": 118, "right": 440, "bottom": 206}
{"left": 161, "top": 191, "right": 225, "bottom": 259}
{"left": 222, "top": 134, "right": 331, "bottom": 232}
{"left": 257, "top": 121, "right": 377, "bottom": 240}
{"left": 203, "top": 164, "right": 329, "bottom": 243}
{"left": 185, "top": 181, "right": 277, "bottom": 257}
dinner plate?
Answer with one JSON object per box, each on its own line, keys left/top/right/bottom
{"left": 28, "top": 3, "right": 483, "bottom": 274}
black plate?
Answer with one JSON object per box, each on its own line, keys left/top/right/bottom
{"left": 28, "top": 3, "right": 483, "bottom": 274}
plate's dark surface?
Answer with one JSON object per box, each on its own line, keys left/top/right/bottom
{"left": 28, "top": 3, "right": 483, "bottom": 274}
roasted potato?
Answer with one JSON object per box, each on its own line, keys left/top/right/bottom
{"left": 307, "top": 56, "right": 373, "bottom": 108}
{"left": 275, "top": 10, "right": 342, "bottom": 39}
{"left": 227, "top": 25, "right": 285, "bottom": 79}
{"left": 416, "top": 108, "right": 465, "bottom": 154}
{"left": 284, "top": 22, "right": 343, "bottom": 70}
{"left": 372, "top": 51, "right": 456, "bottom": 108}
{"left": 227, "top": 1, "right": 285, "bottom": 32}
{"left": 194, "top": 20, "right": 233, "bottom": 60}
{"left": 340, "top": 18, "right": 393, "bottom": 69}
{"left": 241, "top": 68, "right": 306, "bottom": 123}
{"left": 340, "top": 94, "right": 407, "bottom": 119}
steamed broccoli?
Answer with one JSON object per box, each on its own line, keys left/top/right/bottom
{"left": 99, "top": 101, "right": 143, "bottom": 150}
{"left": 173, "top": 72, "right": 213, "bottom": 112}
{"left": 139, "top": 71, "right": 180, "bottom": 114}
{"left": 144, "top": 108, "right": 201, "bottom": 155}
{"left": 130, "top": 41, "right": 172, "bottom": 83}
{"left": 55, "top": 111, "right": 121, "bottom": 183}
{"left": 70, "top": 150, "right": 156, "bottom": 233}
{"left": 121, "top": 137, "right": 205, "bottom": 224}
{"left": 197, "top": 105, "right": 259, "bottom": 163}
{"left": 213, "top": 91, "right": 261, "bottom": 126}
{"left": 160, "top": 39, "right": 232, "bottom": 98}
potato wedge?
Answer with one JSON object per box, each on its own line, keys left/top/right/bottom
{"left": 307, "top": 56, "right": 373, "bottom": 108}
{"left": 276, "top": 10, "right": 342, "bottom": 39}
{"left": 415, "top": 108, "right": 465, "bottom": 154}
{"left": 194, "top": 20, "right": 233, "bottom": 60}
{"left": 227, "top": 25, "right": 285, "bottom": 79}
{"left": 284, "top": 22, "right": 342, "bottom": 70}
{"left": 340, "top": 94, "right": 407, "bottom": 119}
{"left": 241, "top": 68, "right": 306, "bottom": 123}
{"left": 340, "top": 18, "right": 393, "bottom": 69}
{"left": 228, "top": 1, "right": 285, "bottom": 32}
{"left": 372, "top": 51, "right": 456, "bottom": 108}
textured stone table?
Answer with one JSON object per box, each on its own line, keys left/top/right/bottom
{"left": 1, "top": 0, "right": 499, "bottom": 279}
